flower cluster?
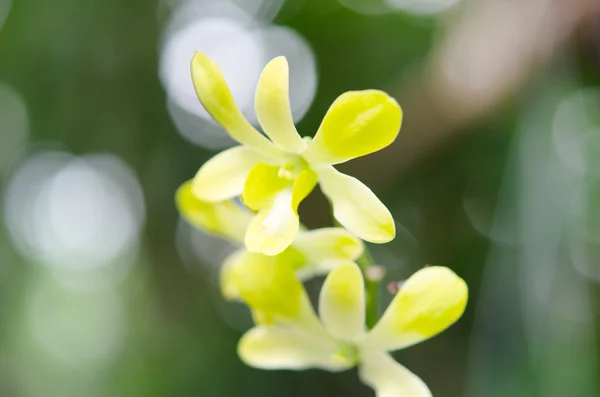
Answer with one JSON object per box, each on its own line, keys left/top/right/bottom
{"left": 176, "top": 51, "right": 468, "bottom": 396}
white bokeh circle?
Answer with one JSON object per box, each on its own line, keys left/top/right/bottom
{"left": 159, "top": 1, "right": 317, "bottom": 149}
{"left": 385, "top": 0, "right": 462, "bottom": 15}
{"left": 161, "top": 0, "right": 285, "bottom": 22}
{"left": 257, "top": 25, "right": 318, "bottom": 123}
{"left": 160, "top": 17, "right": 264, "bottom": 121}
{"left": 4, "top": 152, "right": 145, "bottom": 279}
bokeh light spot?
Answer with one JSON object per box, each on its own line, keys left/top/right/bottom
{"left": 385, "top": 0, "right": 462, "bottom": 15}
{"left": 159, "top": 0, "right": 317, "bottom": 149}
{"left": 4, "top": 152, "right": 145, "bottom": 286}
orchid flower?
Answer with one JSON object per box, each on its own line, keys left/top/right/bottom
{"left": 234, "top": 260, "right": 468, "bottom": 397}
{"left": 176, "top": 181, "right": 363, "bottom": 299}
{"left": 189, "top": 52, "right": 402, "bottom": 255}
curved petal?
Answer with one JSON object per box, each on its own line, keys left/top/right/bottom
{"left": 219, "top": 250, "right": 248, "bottom": 300}
{"left": 360, "top": 266, "right": 468, "bottom": 352}
{"left": 358, "top": 350, "right": 432, "bottom": 397}
{"left": 175, "top": 181, "right": 251, "bottom": 242}
{"left": 303, "top": 90, "right": 402, "bottom": 165}
{"left": 221, "top": 247, "right": 308, "bottom": 301}
{"left": 319, "top": 262, "right": 366, "bottom": 342}
{"left": 245, "top": 190, "right": 299, "bottom": 256}
{"left": 243, "top": 164, "right": 315, "bottom": 256}
{"left": 192, "top": 146, "right": 276, "bottom": 202}
{"left": 293, "top": 228, "right": 364, "bottom": 279}
{"left": 255, "top": 57, "right": 307, "bottom": 154}
{"left": 251, "top": 309, "right": 276, "bottom": 325}
{"left": 190, "top": 52, "right": 283, "bottom": 157}
{"left": 291, "top": 169, "right": 318, "bottom": 210}
{"left": 316, "top": 165, "right": 395, "bottom": 243}
{"left": 238, "top": 326, "right": 349, "bottom": 372}
{"left": 242, "top": 163, "right": 293, "bottom": 211}
{"left": 233, "top": 253, "right": 306, "bottom": 320}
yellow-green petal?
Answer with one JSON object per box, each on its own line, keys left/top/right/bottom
{"left": 190, "top": 52, "right": 283, "bottom": 157}
{"left": 316, "top": 165, "right": 395, "bottom": 243}
{"left": 293, "top": 228, "right": 364, "bottom": 279}
{"left": 319, "top": 262, "right": 365, "bottom": 342}
{"left": 251, "top": 309, "right": 277, "bottom": 325}
{"left": 360, "top": 266, "right": 468, "bottom": 352}
{"left": 233, "top": 253, "right": 305, "bottom": 319}
{"left": 193, "top": 146, "right": 276, "bottom": 202}
{"left": 245, "top": 190, "right": 299, "bottom": 256}
{"left": 242, "top": 163, "right": 314, "bottom": 256}
{"left": 291, "top": 169, "right": 318, "bottom": 211}
{"left": 255, "top": 57, "right": 307, "bottom": 154}
{"left": 358, "top": 350, "right": 432, "bottom": 397}
{"left": 303, "top": 90, "right": 402, "bottom": 165}
{"left": 221, "top": 247, "right": 308, "bottom": 301}
{"left": 219, "top": 250, "right": 247, "bottom": 300}
{"left": 238, "top": 326, "right": 348, "bottom": 371}
{"left": 175, "top": 181, "right": 251, "bottom": 242}
{"left": 242, "top": 163, "right": 293, "bottom": 211}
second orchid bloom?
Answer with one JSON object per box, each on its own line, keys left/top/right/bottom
{"left": 235, "top": 260, "right": 467, "bottom": 397}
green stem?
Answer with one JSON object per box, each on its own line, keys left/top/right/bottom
{"left": 356, "top": 245, "right": 380, "bottom": 329}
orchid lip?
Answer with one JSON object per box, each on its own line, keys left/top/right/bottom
{"left": 261, "top": 190, "right": 293, "bottom": 235}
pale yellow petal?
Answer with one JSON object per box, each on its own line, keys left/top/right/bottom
{"left": 251, "top": 309, "right": 277, "bottom": 325}
{"left": 360, "top": 266, "right": 468, "bottom": 351}
{"left": 358, "top": 350, "right": 432, "bottom": 397}
{"left": 242, "top": 162, "right": 292, "bottom": 211}
{"left": 291, "top": 169, "right": 318, "bottom": 211}
{"left": 192, "top": 146, "right": 276, "bottom": 202}
{"left": 317, "top": 165, "right": 395, "bottom": 243}
{"left": 220, "top": 246, "right": 315, "bottom": 302}
{"left": 219, "top": 250, "right": 248, "bottom": 300}
{"left": 319, "top": 262, "right": 366, "bottom": 342}
{"left": 293, "top": 228, "right": 363, "bottom": 279}
{"left": 175, "top": 181, "right": 251, "bottom": 242}
{"left": 255, "top": 57, "right": 307, "bottom": 154}
{"left": 233, "top": 253, "right": 305, "bottom": 319}
{"left": 238, "top": 326, "right": 349, "bottom": 371}
{"left": 245, "top": 190, "right": 299, "bottom": 256}
{"left": 303, "top": 90, "right": 402, "bottom": 165}
{"left": 190, "top": 52, "right": 283, "bottom": 157}
{"left": 242, "top": 163, "right": 311, "bottom": 255}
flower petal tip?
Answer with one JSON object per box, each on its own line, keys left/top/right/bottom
{"left": 304, "top": 90, "right": 403, "bottom": 164}
{"left": 269, "top": 55, "right": 288, "bottom": 66}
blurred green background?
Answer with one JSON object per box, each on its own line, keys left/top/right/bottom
{"left": 1, "top": 0, "right": 600, "bottom": 396}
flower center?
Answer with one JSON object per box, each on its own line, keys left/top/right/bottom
{"left": 279, "top": 154, "right": 309, "bottom": 180}
{"left": 278, "top": 163, "right": 295, "bottom": 180}
{"left": 332, "top": 343, "right": 359, "bottom": 366}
